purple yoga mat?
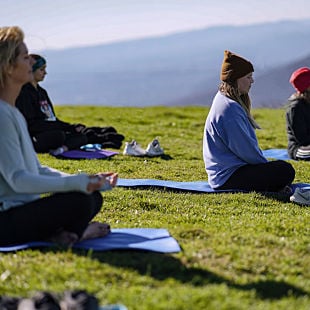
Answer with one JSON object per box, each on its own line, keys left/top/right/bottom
{"left": 54, "top": 149, "right": 118, "bottom": 159}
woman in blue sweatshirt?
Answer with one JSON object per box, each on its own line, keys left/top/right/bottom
{"left": 0, "top": 26, "right": 118, "bottom": 246}
{"left": 203, "top": 50, "right": 295, "bottom": 192}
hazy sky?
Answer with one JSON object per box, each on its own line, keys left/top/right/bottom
{"left": 2, "top": 0, "right": 310, "bottom": 51}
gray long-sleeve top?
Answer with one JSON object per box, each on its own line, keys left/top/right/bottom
{"left": 0, "top": 100, "right": 90, "bottom": 211}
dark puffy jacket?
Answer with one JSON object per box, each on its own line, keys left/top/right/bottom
{"left": 285, "top": 95, "right": 310, "bottom": 159}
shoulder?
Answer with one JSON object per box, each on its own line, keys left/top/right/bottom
{"left": 16, "top": 83, "right": 36, "bottom": 101}
{"left": 286, "top": 97, "right": 309, "bottom": 115}
{"left": 0, "top": 102, "right": 21, "bottom": 127}
{"left": 37, "top": 84, "right": 48, "bottom": 94}
{"left": 20, "top": 83, "right": 35, "bottom": 93}
{"left": 286, "top": 95, "right": 307, "bottom": 108}
{"left": 213, "top": 93, "right": 245, "bottom": 116}
{"left": 214, "top": 92, "right": 242, "bottom": 107}
{"left": 208, "top": 93, "right": 246, "bottom": 128}
{"left": 0, "top": 101, "right": 13, "bottom": 117}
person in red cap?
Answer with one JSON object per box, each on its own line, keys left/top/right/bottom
{"left": 285, "top": 67, "right": 310, "bottom": 160}
{"left": 203, "top": 50, "right": 295, "bottom": 193}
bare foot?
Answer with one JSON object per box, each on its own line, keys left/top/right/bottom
{"left": 49, "top": 230, "right": 79, "bottom": 246}
{"left": 80, "top": 222, "right": 111, "bottom": 241}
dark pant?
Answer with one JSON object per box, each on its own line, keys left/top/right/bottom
{"left": 33, "top": 130, "right": 65, "bottom": 153}
{"left": 218, "top": 160, "right": 295, "bottom": 192}
{"left": 0, "top": 191, "right": 103, "bottom": 246}
{"left": 33, "top": 130, "right": 88, "bottom": 153}
{"left": 32, "top": 127, "right": 123, "bottom": 153}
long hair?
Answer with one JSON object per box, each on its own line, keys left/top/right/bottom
{"left": 0, "top": 26, "right": 24, "bottom": 88}
{"left": 294, "top": 89, "right": 310, "bottom": 103}
{"left": 219, "top": 81, "right": 261, "bottom": 129}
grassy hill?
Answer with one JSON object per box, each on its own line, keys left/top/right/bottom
{"left": 0, "top": 106, "right": 309, "bottom": 309}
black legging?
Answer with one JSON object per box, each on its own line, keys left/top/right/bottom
{"left": 218, "top": 160, "right": 295, "bottom": 192}
{"left": 32, "top": 128, "right": 123, "bottom": 153}
{"left": 33, "top": 130, "right": 65, "bottom": 153}
{"left": 32, "top": 130, "right": 88, "bottom": 153}
{"left": 0, "top": 191, "right": 103, "bottom": 246}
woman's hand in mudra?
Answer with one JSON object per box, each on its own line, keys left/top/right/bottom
{"left": 87, "top": 172, "right": 118, "bottom": 192}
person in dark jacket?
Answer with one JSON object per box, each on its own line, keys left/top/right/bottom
{"left": 285, "top": 67, "right": 310, "bottom": 160}
{"left": 16, "top": 54, "right": 124, "bottom": 155}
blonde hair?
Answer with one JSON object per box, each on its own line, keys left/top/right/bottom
{"left": 219, "top": 81, "right": 261, "bottom": 129}
{"left": 0, "top": 26, "right": 24, "bottom": 88}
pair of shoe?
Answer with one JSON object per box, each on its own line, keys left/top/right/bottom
{"left": 6, "top": 290, "right": 127, "bottom": 310}
{"left": 123, "top": 139, "right": 164, "bottom": 157}
{"left": 290, "top": 187, "right": 310, "bottom": 205}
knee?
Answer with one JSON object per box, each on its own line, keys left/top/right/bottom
{"left": 286, "top": 162, "right": 295, "bottom": 178}
{"left": 82, "top": 191, "right": 103, "bottom": 217}
{"left": 69, "top": 192, "right": 102, "bottom": 218}
{"left": 279, "top": 161, "right": 295, "bottom": 182}
{"left": 92, "top": 191, "right": 103, "bottom": 210}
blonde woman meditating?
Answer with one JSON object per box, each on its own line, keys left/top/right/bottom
{"left": 0, "top": 26, "right": 118, "bottom": 246}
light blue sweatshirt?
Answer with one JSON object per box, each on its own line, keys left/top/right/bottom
{"left": 0, "top": 100, "right": 92, "bottom": 211}
{"left": 203, "top": 92, "right": 267, "bottom": 188}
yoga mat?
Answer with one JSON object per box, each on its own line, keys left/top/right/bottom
{"left": 52, "top": 149, "right": 118, "bottom": 159}
{"left": 117, "top": 178, "right": 241, "bottom": 193}
{"left": 262, "top": 149, "right": 290, "bottom": 160}
{"left": 0, "top": 228, "right": 181, "bottom": 253}
{"left": 100, "top": 305, "right": 127, "bottom": 310}
{"left": 116, "top": 178, "right": 310, "bottom": 194}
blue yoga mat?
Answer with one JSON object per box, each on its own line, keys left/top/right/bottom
{"left": 0, "top": 228, "right": 181, "bottom": 253}
{"left": 262, "top": 149, "right": 290, "bottom": 160}
{"left": 117, "top": 178, "right": 235, "bottom": 193}
{"left": 116, "top": 178, "right": 310, "bottom": 193}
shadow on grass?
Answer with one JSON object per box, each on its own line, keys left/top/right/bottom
{"left": 137, "top": 154, "right": 173, "bottom": 160}
{"left": 136, "top": 189, "right": 294, "bottom": 203}
{"left": 259, "top": 192, "right": 291, "bottom": 203}
{"left": 74, "top": 250, "right": 308, "bottom": 300}
{"left": 119, "top": 187, "right": 294, "bottom": 203}
{"left": 159, "top": 154, "right": 173, "bottom": 160}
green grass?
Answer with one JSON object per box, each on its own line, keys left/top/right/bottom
{"left": 0, "top": 106, "right": 309, "bottom": 309}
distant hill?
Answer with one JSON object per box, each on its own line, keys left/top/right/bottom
{"left": 174, "top": 54, "right": 310, "bottom": 108}
{"left": 40, "top": 19, "right": 310, "bottom": 107}
{"left": 251, "top": 54, "right": 310, "bottom": 108}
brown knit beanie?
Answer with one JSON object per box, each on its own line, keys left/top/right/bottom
{"left": 221, "top": 50, "right": 254, "bottom": 83}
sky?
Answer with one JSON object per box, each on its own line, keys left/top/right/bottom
{"left": 1, "top": 0, "right": 310, "bottom": 52}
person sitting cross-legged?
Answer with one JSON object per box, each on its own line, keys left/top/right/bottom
{"left": 203, "top": 50, "right": 295, "bottom": 193}
{"left": 285, "top": 67, "right": 310, "bottom": 161}
{"left": 15, "top": 54, "right": 124, "bottom": 155}
{"left": 0, "top": 26, "right": 118, "bottom": 247}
